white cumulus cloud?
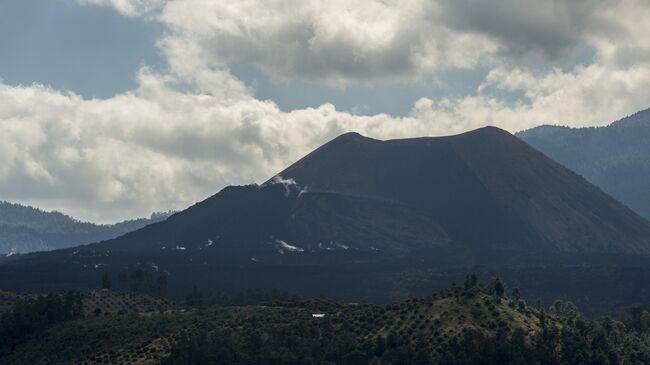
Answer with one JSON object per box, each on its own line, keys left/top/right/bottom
{"left": 76, "top": 0, "right": 164, "bottom": 17}
{"left": 2, "top": 0, "right": 649, "bottom": 222}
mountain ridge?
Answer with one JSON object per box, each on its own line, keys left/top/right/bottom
{"left": 0, "top": 201, "right": 173, "bottom": 254}
{"left": 517, "top": 107, "right": 650, "bottom": 219}
{"left": 2, "top": 126, "right": 650, "bottom": 316}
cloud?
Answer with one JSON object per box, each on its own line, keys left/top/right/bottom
{"left": 76, "top": 0, "right": 164, "bottom": 17}
{"left": 436, "top": 0, "right": 608, "bottom": 63}
{"left": 414, "top": 63, "right": 650, "bottom": 133}
{"left": 154, "top": 0, "right": 497, "bottom": 86}
{"left": 3, "top": 0, "right": 650, "bottom": 222}
{"left": 0, "top": 69, "right": 400, "bottom": 222}
{"left": 586, "top": 0, "right": 650, "bottom": 68}
{"left": 77, "top": 1, "right": 650, "bottom": 81}
{"left": 3, "top": 59, "right": 650, "bottom": 222}
{"left": 155, "top": 0, "right": 650, "bottom": 84}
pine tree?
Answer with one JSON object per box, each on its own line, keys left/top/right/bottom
{"left": 494, "top": 278, "right": 505, "bottom": 298}
{"left": 187, "top": 287, "right": 204, "bottom": 308}
{"left": 101, "top": 272, "right": 111, "bottom": 290}
{"left": 156, "top": 275, "right": 169, "bottom": 297}
{"left": 470, "top": 273, "right": 478, "bottom": 287}
{"left": 512, "top": 287, "right": 521, "bottom": 301}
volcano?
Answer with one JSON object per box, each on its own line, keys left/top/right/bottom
{"left": 2, "top": 127, "right": 649, "bottom": 313}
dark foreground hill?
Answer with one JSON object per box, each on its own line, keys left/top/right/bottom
{"left": 0, "top": 201, "right": 173, "bottom": 254}
{"left": 1, "top": 127, "right": 650, "bottom": 316}
{"left": 1, "top": 281, "right": 649, "bottom": 365}
{"left": 0, "top": 289, "right": 175, "bottom": 317}
{"left": 518, "top": 107, "right": 650, "bottom": 219}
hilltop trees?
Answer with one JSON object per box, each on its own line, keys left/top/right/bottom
{"left": 101, "top": 272, "right": 111, "bottom": 290}
{"left": 625, "top": 306, "right": 650, "bottom": 332}
{"left": 117, "top": 268, "right": 169, "bottom": 297}
{"left": 186, "top": 287, "right": 204, "bottom": 308}
{"left": 493, "top": 278, "right": 505, "bottom": 298}
{"left": 1, "top": 278, "right": 649, "bottom": 365}
{"left": 464, "top": 274, "right": 479, "bottom": 290}
{"left": 163, "top": 280, "right": 650, "bottom": 365}
{"left": 0, "top": 292, "right": 83, "bottom": 357}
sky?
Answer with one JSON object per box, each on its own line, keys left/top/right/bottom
{"left": 1, "top": 0, "right": 649, "bottom": 223}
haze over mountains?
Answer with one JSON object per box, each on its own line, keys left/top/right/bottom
{"left": 518, "top": 107, "right": 650, "bottom": 219}
{"left": 1, "top": 126, "right": 649, "bottom": 316}
{"left": 0, "top": 202, "right": 172, "bottom": 255}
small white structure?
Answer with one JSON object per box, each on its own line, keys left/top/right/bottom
{"left": 312, "top": 313, "right": 326, "bottom": 318}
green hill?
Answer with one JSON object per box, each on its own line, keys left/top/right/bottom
{"left": 1, "top": 280, "right": 648, "bottom": 365}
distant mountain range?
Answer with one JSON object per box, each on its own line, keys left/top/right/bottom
{"left": 1, "top": 127, "right": 649, "bottom": 316}
{"left": 518, "top": 107, "right": 650, "bottom": 219}
{"left": 0, "top": 201, "right": 173, "bottom": 255}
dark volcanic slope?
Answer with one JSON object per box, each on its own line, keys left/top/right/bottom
{"left": 7, "top": 127, "right": 650, "bottom": 261}
{"left": 64, "top": 183, "right": 453, "bottom": 258}
{"left": 2, "top": 127, "right": 650, "bottom": 303}
{"left": 273, "top": 127, "right": 650, "bottom": 254}
{"left": 518, "top": 107, "right": 650, "bottom": 219}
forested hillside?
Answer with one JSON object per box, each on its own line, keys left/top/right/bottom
{"left": 0, "top": 201, "right": 173, "bottom": 254}
{"left": 1, "top": 279, "right": 648, "bottom": 365}
{"left": 518, "top": 108, "right": 650, "bottom": 219}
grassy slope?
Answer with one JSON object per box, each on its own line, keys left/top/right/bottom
{"left": 2, "top": 287, "right": 562, "bottom": 365}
